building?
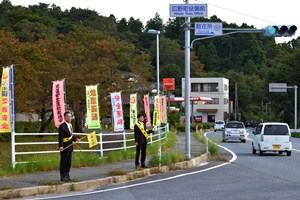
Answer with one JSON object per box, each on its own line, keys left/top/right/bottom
{"left": 182, "top": 77, "right": 229, "bottom": 123}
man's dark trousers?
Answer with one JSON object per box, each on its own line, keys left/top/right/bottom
{"left": 60, "top": 150, "right": 72, "bottom": 180}
{"left": 135, "top": 142, "right": 147, "bottom": 167}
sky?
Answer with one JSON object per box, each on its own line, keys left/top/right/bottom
{"left": 10, "top": 0, "right": 299, "bottom": 43}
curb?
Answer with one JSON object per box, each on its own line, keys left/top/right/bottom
{"left": 0, "top": 153, "right": 208, "bottom": 199}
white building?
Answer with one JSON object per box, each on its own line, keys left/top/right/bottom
{"left": 182, "top": 77, "right": 229, "bottom": 123}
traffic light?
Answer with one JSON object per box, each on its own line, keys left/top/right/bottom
{"left": 263, "top": 25, "right": 297, "bottom": 37}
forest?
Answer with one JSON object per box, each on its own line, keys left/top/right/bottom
{"left": 0, "top": 0, "right": 299, "bottom": 132}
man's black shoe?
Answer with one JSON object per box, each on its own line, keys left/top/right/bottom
{"left": 141, "top": 166, "right": 148, "bottom": 168}
{"left": 135, "top": 165, "right": 140, "bottom": 169}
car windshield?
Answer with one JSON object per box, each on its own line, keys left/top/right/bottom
{"left": 226, "top": 123, "right": 244, "bottom": 128}
{"left": 264, "top": 125, "right": 289, "bottom": 135}
{"left": 215, "top": 122, "right": 224, "bottom": 124}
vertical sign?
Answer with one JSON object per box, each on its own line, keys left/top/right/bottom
{"left": 144, "top": 94, "right": 151, "bottom": 127}
{"left": 86, "top": 85, "right": 101, "bottom": 129}
{"left": 0, "top": 67, "right": 12, "bottom": 133}
{"left": 130, "top": 93, "right": 137, "bottom": 129}
{"left": 153, "top": 95, "right": 161, "bottom": 126}
{"left": 111, "top": 92, "right": 124, "bottom": 132}
{"left": 160, "top": 96, "right": 167, "bottom": 124}
{"left": 52, "top": 80, "right": 66, "bottom": 128}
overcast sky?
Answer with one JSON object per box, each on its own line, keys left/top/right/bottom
{"left": 10, "top": 0, "right": 299, "bottom": 43}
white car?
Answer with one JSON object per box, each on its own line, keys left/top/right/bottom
{"left": 214, "top": 120, "right": 225, "bottom": 132}
{"left": 222, "top": 121, "right": 246, "bottom": 143}
{"left": 252, "top": 122, "right": 292, "bottom": 156}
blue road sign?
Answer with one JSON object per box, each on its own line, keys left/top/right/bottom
{"left": 194, "top": 22, "right": 223, "bottom": 36}
{"left": 169, "top": 4, "right": 207, "bottom": 17}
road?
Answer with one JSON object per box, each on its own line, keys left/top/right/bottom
{"left": 30, "top": 129, "right": 300, "bottom": 200}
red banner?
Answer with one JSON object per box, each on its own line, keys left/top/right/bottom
{"left": 160, "top": 96, "right": 167, "bottom": 123}
{"left": 163, "top": 78, "right": 175, "bottom": 91}
{"left": 52, "top": 80, "right": 66, "bottom": 128}
{"left": 143, "top": 94, "right": 151, "bottom": 127}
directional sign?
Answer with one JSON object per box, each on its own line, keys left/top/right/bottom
{"left": 269, "top": 83, "right": 287, "bottom": 92}
{"left": 169, "top": 4, "right": 207, "bottom": 18}
{"left": 194, "top": 22, "right": 223, "bottom": 36}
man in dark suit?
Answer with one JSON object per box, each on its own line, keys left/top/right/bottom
{"left": 58, "top": 111, "right": 80, "bottom": 182}
{"left": 134, "top": 113, "right": 153, "bottom": 168}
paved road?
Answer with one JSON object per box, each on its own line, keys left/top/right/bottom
{"left": 26, "top": 129, "right": 300, "bottom": 200}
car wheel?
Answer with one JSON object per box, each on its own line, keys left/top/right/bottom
{"left": 214, "top": 130, "right": 216, "bottom": 132}
{"left": 252, "top": 143, "right": 256, "bottom": 154}
{"left": 287, "top": 151, "right": 291, "bottom": 156}
{"left": 278, "top": 151, "right": 283, "bottom": 155}
{"left": 259, "top": 145, "right": 263, "bottom": 156}
{"left": 242, "top": 140, "right": 246, "bottom": 143}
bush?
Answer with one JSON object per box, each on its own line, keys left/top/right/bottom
{"left": 208, "top": 140, "right": 218, "bottom": 156}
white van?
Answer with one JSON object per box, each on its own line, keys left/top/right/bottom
{"left": 252, "top": 122, "right": 292, "bottom": 156}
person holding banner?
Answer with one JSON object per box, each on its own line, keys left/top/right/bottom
{"left": 134, "top": 113, "right": 153, "bottom": 169}
{"left": 58, "top": 111, "right": 80, "bottom": 182}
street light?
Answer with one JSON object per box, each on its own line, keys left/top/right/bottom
{"left": 147, "top": 29, "right": 161, "bottom": 164}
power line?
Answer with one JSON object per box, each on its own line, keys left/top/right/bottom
{"left": 194, "top": 0, "right": 279, "bottom": 25}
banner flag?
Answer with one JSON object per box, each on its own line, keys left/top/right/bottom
{"left": 87, "top": 131, "right": 98, "bottom": 148}
{"left": 153, "top": 95, "right": 161, "bottom": 126}
{"left": 153, "top": 111, "right": 158, "bottom": 126}
{"left": 161, "top": 96, "right": 167, "bottom": 123}
{"left": 86, "top": 85, "right": 101, "bottom": 129}
{"left": 129, "top": 93, "right": 137, "bottom": 130}
{"left": 111, "top": 92, "right": 124, "bottom": 132}
{"left": 143, "top": 94, "right": 151, "bottom": 127}
{"left": 0, "top": 67, "right": 12, "bottom": 133}
{"left": 52, "top": 80, "right": 66, "bottom": 128}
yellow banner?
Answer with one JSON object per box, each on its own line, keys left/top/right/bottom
{"left": 0, "top": 67, "right": 12, "bottom": 133}
{"left": 87, "top": 131, "right": 98, "bottom": 148}
{"left": 130, "top": 93, "right": 137, "bottom": 130}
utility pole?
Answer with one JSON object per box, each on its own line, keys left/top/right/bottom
{"left": 184, "top": 0, "right": 191, "bottom": 159}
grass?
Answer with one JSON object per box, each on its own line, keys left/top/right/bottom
{"left": 291, "top": 132, "right": 300, "bottom": 138}
{"left": 0, "top": 131, "right": 177, "bottom": 177}
{"left": 106, "top": 168, "right": 127, "bottom": 176}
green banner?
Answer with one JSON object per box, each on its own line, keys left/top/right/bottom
{"left": 153, "top": 95, "right": 161, "bottom": 126}
{"left": 130, "top": 93, "right": 137, "bottom": 129}
{"left": 86, "top": 85, "right": 101, "bottom": 129}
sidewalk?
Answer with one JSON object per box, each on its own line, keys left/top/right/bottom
{"left": 0, "top": 132, "right": 208, "bottom": 199}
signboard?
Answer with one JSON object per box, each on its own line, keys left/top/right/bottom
{"left": 163, "top": 78, "right": 175, "bottom": 91}
{"left": 269, "top": 83, "right": 287, "bottom": 92}
{"left": 195, "top": 22, "right": 223, "bottom": 36}
{"left": 169, "top": 4, "right": 207, "bottom": 17}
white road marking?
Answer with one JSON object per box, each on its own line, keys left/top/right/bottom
{"left": 31, "top": 132, "right": 237, "bottom": 200}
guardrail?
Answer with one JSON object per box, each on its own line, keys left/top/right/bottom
{"left": 11, "top": 124, "right": 169, "bottom": 168}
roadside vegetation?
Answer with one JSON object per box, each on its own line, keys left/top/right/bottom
{"left": 0, "top": 131, "right": 176, "bottom": 177}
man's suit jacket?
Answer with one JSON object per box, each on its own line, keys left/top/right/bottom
{"left": 134, "top": 122, "right": 152, "bottom": 145}
{"left": 58, "top": 122, "right": 77, "bottom": 152}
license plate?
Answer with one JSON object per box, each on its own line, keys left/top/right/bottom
{"left": 272, "top": 145, "right": 281, "bottom": 149}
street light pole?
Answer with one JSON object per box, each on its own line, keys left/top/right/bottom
{"left": 147, "top": 29, "right": 161, "bottom": 162}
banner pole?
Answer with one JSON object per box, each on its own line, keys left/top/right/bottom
{"left": 10, "top": 65, "right": 16, "bottom": 169}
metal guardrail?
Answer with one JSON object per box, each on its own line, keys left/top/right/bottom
{"left": 11, "top": 124, "right": 169, "bottom": 168}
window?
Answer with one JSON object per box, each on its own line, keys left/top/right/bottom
{"left": 224, "top": 84, "right": 228, "bottom": 91}
{"left": 191, "top": 83, "right": 218, "bottom": 92}
{"left": 224, "top": 98, "right": 228, "bottom": 104}
{"left": 206, "top": 98, "right": 219, "bottom": 104}
{"left": 264, "top": 125, "right": 289, "bottom": 135}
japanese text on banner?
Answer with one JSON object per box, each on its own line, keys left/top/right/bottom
{"left": 111, "top": 92, "right": 124, "bottom": 132}
{"left": 130, "top": 93, "right": 137, "bottom": 130}
{"left": 0, "top": 67, "right": 12, "bottom": 133}
{"left": 52, "top": 80, "right": 65, "bottom": 128}
{"left": 143, "top": 94, "right": 151, "bottom": 127}
{"left": 86, "top": 85, "right": 101, "bottom": 129}
{"left": 160, "top": 96, "right": 167, "bottom": 124}
{"left": 153, "top": 95, "right": 161, "bottom": 126}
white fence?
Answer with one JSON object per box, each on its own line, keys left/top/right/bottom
{"left": 11, "top": 124, "right": 169, "bottom": 168}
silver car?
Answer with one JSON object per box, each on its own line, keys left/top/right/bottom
{"left": 222, "top": 121, "right": 246, "bottom": 143}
